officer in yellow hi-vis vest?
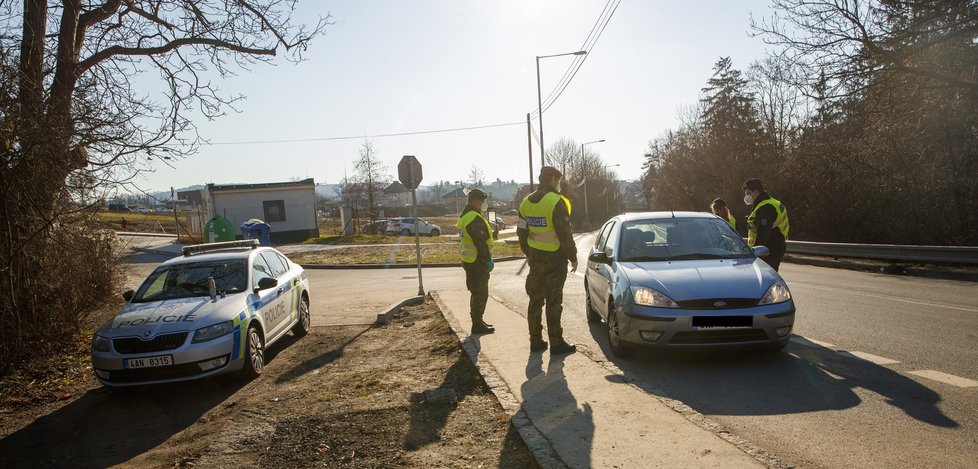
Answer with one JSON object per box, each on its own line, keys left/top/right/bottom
{"left": 517, "top": 166, "right": 578, "bottom": 355}
{"left": 457, "top": 188, "right": 495, "bottom": 335}
{"left": 710, "top": 197, "right": 738, "bottom": 232}
{"left": 743, "top": 178, "right": 790, "bottom": 271}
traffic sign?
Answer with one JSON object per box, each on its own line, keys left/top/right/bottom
{"left": 398, "top": 155, "right": 423, "bottom": 190}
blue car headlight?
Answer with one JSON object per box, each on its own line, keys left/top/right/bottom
{"left": 92, "top": 334, "right": 110, "bottom": 352}
{"left": 192, "top": 320, "right": 234, "bottom": 343}
{"left": 759, "top": 279, "right": 792, "bottom": 305}
{"left": 631, "top": 286, "right": 679, "bottom": 308}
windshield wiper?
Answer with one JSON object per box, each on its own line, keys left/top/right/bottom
{"left": 623, "top": 255, "right": 670, "bottom": 262}
{"left": 667, "top": 253, "right": 726, "bottom": 260}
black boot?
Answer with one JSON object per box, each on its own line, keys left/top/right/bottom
{"left": 550, "top": 341, "right": 577, "bottom": 355}
{"left": 529, "top": 340, "right": 548, "bottom": 352}
{"left": 471, "top": 321, "right": 495, "bottom": 335}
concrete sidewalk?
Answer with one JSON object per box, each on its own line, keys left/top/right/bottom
{"left": 431, "top": 289, "right": 772, "bottom": 469}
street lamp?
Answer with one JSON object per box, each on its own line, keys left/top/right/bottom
{"left": 603, "top": 163, "right": 621, "bottom": 216}
{"left": 537, "top": 50, "right": 587, "bottom": 167}
{"left": 454, "top": 180, "right": 463, "bottom": 214}
{"left": 580, "top": 139, "right": 605, "bottom": 225}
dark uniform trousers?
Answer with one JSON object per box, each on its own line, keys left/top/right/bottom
{"left": 463, "top": 262, "right": 490, "bottom": 322}
{"left": 525, "top": 249, "right": 568, "bottom": 343}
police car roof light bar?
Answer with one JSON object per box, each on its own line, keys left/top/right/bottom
{"left": 182, "top": 239, "right": 260, "bottom": 257}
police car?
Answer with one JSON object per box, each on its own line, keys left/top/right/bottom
{"left": 91, "top": 240, "right": 311, "bottom": 387}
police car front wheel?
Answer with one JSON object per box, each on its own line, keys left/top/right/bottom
{"left": 242, "top": 325, "right": 265, "bottom": 378}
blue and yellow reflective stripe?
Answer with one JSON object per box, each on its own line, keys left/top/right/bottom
{"left": 231, "top": 310, "right": 248, "bottom": 360}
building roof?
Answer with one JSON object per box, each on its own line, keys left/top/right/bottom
{"left": 441, "top": 188, "right": 468, "bottom": 199}
{"left": 207, "top": 178, "right": 315, "bottom": 192}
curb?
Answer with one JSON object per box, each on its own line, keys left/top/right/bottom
{"left": 784, "top": 255, "right": 978, "bottom": 282}
{"left": 374, "top": 295, "right": 425, "bottom": 325}
{"left": 430, "top": 291, "right": 567, "bottom": 469}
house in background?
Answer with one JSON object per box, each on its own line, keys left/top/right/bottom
{"left": 203, "top": 178, "right": 319, "bottom": 243}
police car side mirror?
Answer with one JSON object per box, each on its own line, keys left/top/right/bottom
{"left": 122, "top": 290, "right": 134, "bottom": 302}
{"left": 753, "top": 245, "right": 770, "bottom": 258}
{"left": 255, "top": 277, "right": 278, "bottom": 293}
{"left": 588, "top": 251, "right": 611, "bottom": 265}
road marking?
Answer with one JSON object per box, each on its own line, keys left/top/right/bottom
{"left": 790, "top": 281, "right": 978, "bottom": 313}
{"left": 838, "top": 350, "right": 901, "bottom": 365}
{"left": 908, "top": 370, "right": 978, "bottom": 388}
{"left": 790, "top": 336, "right": 836, "bottom": 348}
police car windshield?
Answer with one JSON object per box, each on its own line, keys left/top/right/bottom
{"left": 132, "top": 260, "right": 248, "bottom": 303}
{"left": 619, "top": 218, "right": 752, "bottom": 262}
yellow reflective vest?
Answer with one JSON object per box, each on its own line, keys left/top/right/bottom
{"left": 457, "top": 210, "right": 493, "bottom": 263}
{"left": 726, "top": 213, "right": 737, "bottom": 230}
{"left": 747, "top": 197, "right": 789, "bottom": 247}
{"left": 519, "top": 192, "right": 563, "bottom": 252}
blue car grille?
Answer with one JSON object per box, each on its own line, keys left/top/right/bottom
{"left": 670, "top": 329, "right": 769, "bottom": 344}
{"left": 676, "top": 298, "right": 758, "bottom": 309}
{"left": 113, "top": 332, "right": 188, "bottom": 354}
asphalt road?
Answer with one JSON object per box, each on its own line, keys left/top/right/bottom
{"left": 485, "top": 234, "right": 978, "bottom": 469}
{"left": 118, "top": 233, "right": 978, "bottom": 467}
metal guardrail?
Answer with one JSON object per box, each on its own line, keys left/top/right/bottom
{"left": 787, "top": 240, "right": 978, "bottom": 265}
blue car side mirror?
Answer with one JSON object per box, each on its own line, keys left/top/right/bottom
{"left": 753, "top": 245, "right": 770, "bottom": 257}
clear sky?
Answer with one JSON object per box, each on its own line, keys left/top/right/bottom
{"left": 140, "top": 0, "right": 776, "bottom": 192}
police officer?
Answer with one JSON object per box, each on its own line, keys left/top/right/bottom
{"left": 518, "top": 166, "right": 577, "bottom": 355}
{"left": 458, "top": 188, "right": 495, "bottom": 335}
{"left": 743, "top": 178, "right": 790, "bottom": 271}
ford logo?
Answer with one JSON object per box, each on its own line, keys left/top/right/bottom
{"left": 713, "top": 301, "right": 727, "bottom": 308}
{"left": 142, "top": 329, "right": 152, "bottom": 338}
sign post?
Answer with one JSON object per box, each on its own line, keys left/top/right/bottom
{"left": 398, "top": 155, "right": 425, "bottom": 296}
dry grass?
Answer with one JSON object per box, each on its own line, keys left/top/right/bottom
{"left": 289, "top": 242, "right": 524, "bottom": 265}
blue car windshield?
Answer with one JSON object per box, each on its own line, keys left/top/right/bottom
{"left": 132, "top": 260, "right": 249, "bottom": 302}
{"left": 619, "top": 218, "right": 753, "bottom": 261}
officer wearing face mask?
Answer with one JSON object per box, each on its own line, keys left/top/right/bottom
{"left": 743, "top": 178, "right": 790, "bottom": 271}
{"left": 518, "top": 166, "right": 578, "bottom": 355}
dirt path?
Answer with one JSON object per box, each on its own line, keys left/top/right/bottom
{"left": 0, "top": 300, "right": 537, "bottom": 468}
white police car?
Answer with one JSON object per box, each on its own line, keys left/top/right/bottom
{"left": 92, "top": 240, "right": 311, "bottom": 386}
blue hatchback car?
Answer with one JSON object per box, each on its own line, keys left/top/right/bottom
{"left": 585, "top": 212, "right": 795, "bottom": 356}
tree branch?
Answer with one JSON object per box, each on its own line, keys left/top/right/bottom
{"left": 78, "top": 37, "right": 275, "bottom": 72}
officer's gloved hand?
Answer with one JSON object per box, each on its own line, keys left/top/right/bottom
{"left": 486, "top": 259, "right": 495, "bottom": 272}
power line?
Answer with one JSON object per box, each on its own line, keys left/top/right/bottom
{"left": 529, "top": 0, "right": 622, "bottom": 119}
{"left": 203, "top": 121, "right": 524, "bottom": 146}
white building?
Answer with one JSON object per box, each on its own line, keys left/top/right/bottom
{"left": 204, "top": 178, "right": 319, "bottom": 243}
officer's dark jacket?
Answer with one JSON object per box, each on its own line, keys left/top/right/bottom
{"left": 752, "top": 192, "right": 786, "bottom": 250}
{"left": 517, "top": 186, "right": 577, "bottom": 262}
{"left": 461, "top": 205, "right": 491, "bottom": 263}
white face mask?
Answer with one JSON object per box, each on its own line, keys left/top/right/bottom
{"left": 744, "top": 193, "right": 754, "bottom": 205}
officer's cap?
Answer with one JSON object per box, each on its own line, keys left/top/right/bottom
{"left": 468, "top": 188, "right": 488, "bottom": 201}
{"left": 539, "top": 166, "right": 563, "bottom": 180}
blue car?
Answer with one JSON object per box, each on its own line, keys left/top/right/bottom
{"left": 585, "top": 212, "right": 795, "bottom": 356}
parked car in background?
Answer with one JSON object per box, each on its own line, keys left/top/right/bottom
{"left": 503, "top": 209, "right": 518, "bottom": 216}
{"left": 386, "top": 217, "right": 441, "bottom": 236}
{"left": 134, "top": 207, "right": 152, "bottom": 213}
{"left": 91, "top": 240, "right": 311, "bottom": 387}
{"left": 585, "top": 212, "right": 795, "bottom": 357}
{"left": 361, "top": 219, "right": 390, "bottom": 235}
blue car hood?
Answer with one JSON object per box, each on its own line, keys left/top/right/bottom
{"left": 619, "top": 258, "right": 780, "bottom": 301}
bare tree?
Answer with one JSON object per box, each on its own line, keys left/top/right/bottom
{"left": 0, "top": 1, "right": 330, "bottom": 373}
{"left": 353, "top": 139, "right": 389, "bottom": 221}
{"left": 467, "top": 166, "right": 485, "bottom": 187}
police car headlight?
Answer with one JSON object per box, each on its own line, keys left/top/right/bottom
{"left": 759, "top": 279, "right": 792, "bottom": 305}
{"left": 92, "top": 334, "right": 110, "bottom": 352}
{"left": 192, "top": 320, "right": 234, "bottom": 343}
{"left": 631, "top": 286, "right": 679, "bottom": 308}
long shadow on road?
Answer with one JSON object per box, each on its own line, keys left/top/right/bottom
{"left": 587, "top": 324, "right": 956, "bottom": 428}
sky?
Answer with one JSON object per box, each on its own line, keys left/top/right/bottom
{"left": 139, "top": 0, "right": 777, "bottom": 193}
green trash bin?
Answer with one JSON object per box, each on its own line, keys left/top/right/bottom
{"left": 203, "top": 216, "right": 235, "bottom": 243}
